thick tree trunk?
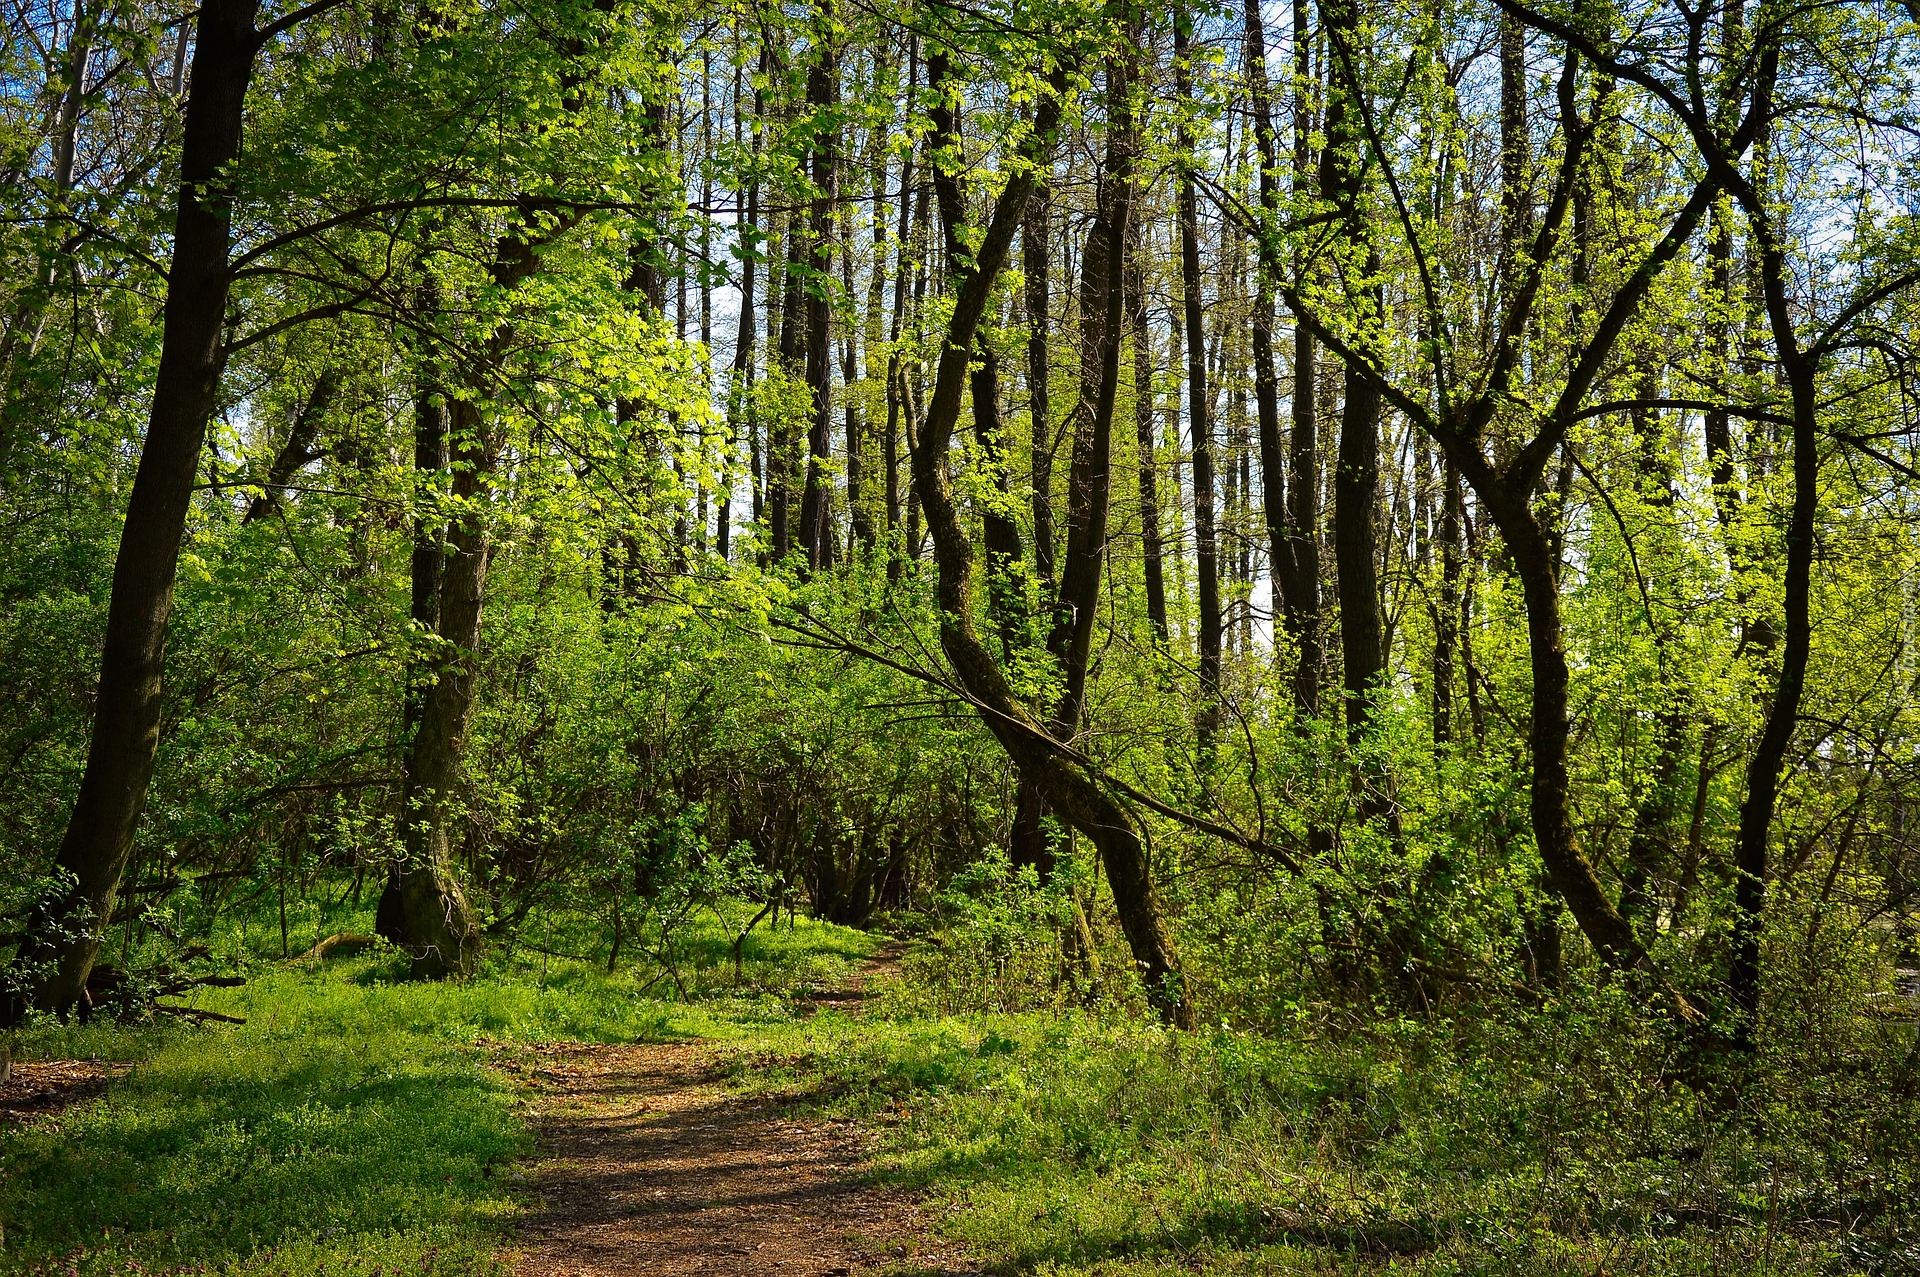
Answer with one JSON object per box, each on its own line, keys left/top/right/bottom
{"left": 1321, "top": 0, "right": 1386, "bottom": 742}
{"left": 1284, "top": 0, "right": 1323, "bottom": 716}
{"left": 8, "top": 0, "right": 260, "bottom": 1022}
{"left": 379, "top": 395, "right": 487, "bottom": 979}
{"left": 1050, "top": 182, "right": 1125, "bottom": 735}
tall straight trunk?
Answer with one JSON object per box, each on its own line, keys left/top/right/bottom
{"left": 1728, "top": 142, "right": 1811, "bottom": 1046}
{"left": 797, "top": 3, "right": 838, "bottom": 570}
{"left": 973, "top": 337, "right": 1026, "bottom": 651}
{"left": 1432, "top": 459, "right": 1462, "bottom": 743}
{"left": 1703, "top": 0, "right": 1743, "bottom": 532}
{"left": 883, "top": 42, "right": 919, "bottom": 554}
{"left": 851, "top": 50, "right": 893, "bottom": 555}
{"left": 1322, "top": 0, "right": 1385, "bottom": 741}
{"left": 1175, "top": 5, "right": 1221, "bottom": 745}
{"left": 1332, "top": 362, "right": 1385, "bottom": 738}
{"left": 1026, "top": 186, "right": 1056, "bottom": 588}
{"left": 1050, "top": 178, "right": 1126, "bottom": 734}
{"left": 722, "top": 55, "right": 762, "bottom": 563}
{"left": 770, "top": 223, "right": 804, "bottom": 562}
{"left": 904, "top": 177, "right": 931, "bottom": 562}
{"left": 1128, "top": 221, "right": 1169, "bottom": 644}
{"left": 842, "top": 191, "right": 870, "bottom": 551}
{"left": 9, "top": 0, "right": 262, "bottom": 1020}
{"left": 1285, "top": 0, "right": 1323, "bottom": 715}
{"left": 695, "top": 52, "right": 713, "bottom": 555}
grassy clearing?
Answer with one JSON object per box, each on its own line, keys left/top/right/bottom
{"left": 0, "top": 909, "right": 874, "bottom": 1277}
{"left": 3, "top": 903, "right": 1913, "bottom": 1277}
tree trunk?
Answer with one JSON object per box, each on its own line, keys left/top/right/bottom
{"left": 1025, "top": 185, "right": 1056, "bottom": 589}
{"left": 378, "top": 394, "right": 488, "bottom": 980}
{"left": 1483, "top": 488, "right": 1643, "bottom": 969}
{"left": 797, "top": 4, "right": 838, "bottom": 571}
{"left": 1128, "top": 222, "right": 1168, "bottom": 644}
{"left": 1175, "top": 6, "right": 1221, "bottom": 747}
{"left": 1727, "top": 232, "right": 1816, "bottom": 1044}
{"left": 1284, "top": 0, "right": 1323, "bottom": 716}
{"left": 914, "top": 47, "right": 1188, "bottom": 1026}
{"left": 8, "top": 0, "right": 260, "bottom": 1021}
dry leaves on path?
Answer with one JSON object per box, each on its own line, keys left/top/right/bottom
{"left": 504, "top": 1040, "right": 966, "bottom": 1277}
{"left": 0, "top": 1059, "right": 129, "bottom": 1124}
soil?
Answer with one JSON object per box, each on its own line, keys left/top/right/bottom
{"left": 510, "top": 945, "right": 966, "bottom": 1277}
{"left": 0, "top": 1059, "right": 129, "bottom": 1124}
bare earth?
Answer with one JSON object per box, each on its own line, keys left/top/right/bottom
{"left": 509, "top": 952, "right": 965, "bottom": 1277}
{"left": 0, "top": 1059, "right": 129, "bottom": 1123}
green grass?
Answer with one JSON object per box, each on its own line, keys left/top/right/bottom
{"left": 4, "top": 902, "right": 1912, "bottom": 1277}
{"left": 0, "top": 909, "right": 876, "bottom": 1277}
{"left": 713, "top": 993, "right": 1915, "bottom": 1276}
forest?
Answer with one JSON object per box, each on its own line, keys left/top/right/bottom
{"left": 1, "top": 0, "right": 1918, "bottom": 1269}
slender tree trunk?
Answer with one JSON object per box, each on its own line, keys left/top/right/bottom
{"left": 1175, "top": 6, "right": 1220, "bottom": 747}
{"left": 722, "top": 57, "right": 761, "bottom": 563}
{"left": 770, "top": 224, "right": 804, "bottom": 563}
{"left": 1128, "top": 220, "right": 1169, "bottom": 644}
{"left": 9, "top": 0, "right": 261, "bottom": 1020}
{"left": 1432, "top": 460, "right": 1461, "bottom": 743}
{"left": 915, "top": 46, "right": 1187, "bottom": 1025}
{"left": 1728, "top": 219, "right": 1815, "bottom": 1045}
{"left": 798, "top": 2, "right": 838, "bottom": 571}
{"left": 1239, "top": 0, "right": 1290, "bottom": 659}
{"left": 973, "top": 338, "right": 1026, "bottom": 652}
{"left": 1285, "top": 0, "right": 1323, "bottom": 715}
{"left": 1026, "top": 185, "right": 1056, "bottom": 589}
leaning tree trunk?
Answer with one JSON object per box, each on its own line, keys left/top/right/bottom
{"left": 915, "top": 45, "right": 1189, "bottom": 1026}
{"left": 6, "top": 0, "right": 261, "bottom": 1023}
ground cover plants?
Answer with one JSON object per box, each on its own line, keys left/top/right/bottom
{"left": 4, "top": 0, "right": 1920, "bottom": 1269}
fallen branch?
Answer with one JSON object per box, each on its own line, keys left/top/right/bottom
{"left": 294, "top": 932, "right": 380, "bottom": 962}
{"left": 153, "top": 1004, "right": 247, "bottom": 1025}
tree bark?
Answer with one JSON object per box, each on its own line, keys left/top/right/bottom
{"left": 1175, "top": 6, "right": 1221, "bottom": 747}
{"left": 9, "top": 0, "right": 261, "bottom": 1021}
{"left": 1128, "top": 222, "right": 1169, "bottom": 644}
{"left": 798, "top": 2, "right": 839, "bottom": 571}
{"left": 1285, "top": 0, "right": 1323, "bottom": 715}
{"left": 915, "top": 45, "right": 1187, "bottom": 1025}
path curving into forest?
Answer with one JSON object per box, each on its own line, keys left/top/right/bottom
{"left": 509, "top": 949, "right": 957, "bottom": 1277}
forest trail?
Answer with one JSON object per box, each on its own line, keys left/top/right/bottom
{"left": 509, "top": 945, "right": 960, "bottom": 1277}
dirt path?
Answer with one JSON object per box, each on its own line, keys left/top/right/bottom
{"left": 510, "top": 947, "right": 962, "bottom": 1277}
